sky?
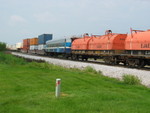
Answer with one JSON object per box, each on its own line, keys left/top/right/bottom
{"left": 0, "top": 0, "right": 150, "bottom": 44}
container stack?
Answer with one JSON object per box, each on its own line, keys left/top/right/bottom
{"left": 28, "top": 38, "right": 38, "bottom": 54}
{"left": 37, "top": 34, "right": 53, "bottom": 54}
{"left": 23, "top": 39, "right": 30, "bottom": 53}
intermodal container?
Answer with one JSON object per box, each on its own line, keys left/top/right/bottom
{"left": 23, "top": 39, "right": 30, "bottom": 50}
{"left": 30, "top": 38, "right": 38, "bottom": 45}
{"left": 16, "top": 42, "right": 23, "bottom": 49}
{"left": 29, "top": 45, "right": 38, "bottom": 50}
{"left": 38, "top": 44, "right": 45, "bottom": 50}
{"left": 38, "top": 34, "right": 53, "bottom": 44}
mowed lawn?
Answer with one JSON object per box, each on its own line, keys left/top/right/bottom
{"left": 0, "top": 53, "right": 150, "bottom": 113}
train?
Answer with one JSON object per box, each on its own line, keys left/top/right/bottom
{"left": 9, "top": 28, "right": 150, "bottom": 68}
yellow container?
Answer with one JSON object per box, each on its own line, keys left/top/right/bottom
{"left": 30, "top": 38, "right": 38, "bottom": 45}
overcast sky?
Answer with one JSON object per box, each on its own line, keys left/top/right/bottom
{"left": 0, "top": 0, "right": 150, "bottom": 44}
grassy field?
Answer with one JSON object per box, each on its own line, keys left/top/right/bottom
{"left": 0, "top": 52, "right": 150, "bottom": 113}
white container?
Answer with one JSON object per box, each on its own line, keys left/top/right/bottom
{"left": 38, "top": 44, "right": 45, "bottom": 50}
{"left": 30, "top": 45, "right": 38, "bottom": 50}
{"left": 11, "top": 45, "right": 17, "bottom": 50}
{"left": 16, "top": 42, "right": 23, "bottom": 49}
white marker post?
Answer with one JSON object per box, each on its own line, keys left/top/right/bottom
{"left": 55, "top": 78, "right": 61, "bottom": 98}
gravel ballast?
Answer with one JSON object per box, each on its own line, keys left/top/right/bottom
{"left": 12, "top": 52, "right": 150, "bottom": 87}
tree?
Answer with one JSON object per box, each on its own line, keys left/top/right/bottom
{"left": 0, "top": 42, "right": 6, "bottom": 51}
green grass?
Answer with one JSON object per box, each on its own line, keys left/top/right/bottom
{"left": 0, "top": 53, "right": 150, "bottom": 113}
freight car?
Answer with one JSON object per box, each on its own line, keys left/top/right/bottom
{"left": 71, "top": 30, "right": 127, "bottom": 63}
{"left": 36, "top": 34, "right": 53, "bottom": 55}
{"left": 28, "top": 38, "right": 38, "bottom": 54}
{"left": 22, "top": 34, "right": 53, "bottom": 55}
{"left": 123, "top": 29, "right": 150, "bottom": 68}
{"left": 45, "top": 37, "right": 79, "bottom": 58}
{"left": 7, "top": 42, "right": 23, "bottom": 51}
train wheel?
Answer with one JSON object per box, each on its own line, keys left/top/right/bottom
{"left": 104, "top": 56, "right": 111, "bottom": 64}
{"left": 126, "top": 59, "right": 143, "bottom": 68}
{"left": 137, "top": 60, "right": 145, "bottom": 68}
{"left": 127, "top": 59, "right": 136, "bottom": 68}
{"left": 81, "top": 56, "right": 87, "bottom": 61}
{"left": 72, "top": 55, "right": 78, "bottom": 60}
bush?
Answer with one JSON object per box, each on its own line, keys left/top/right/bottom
{"left": 0, "top": 42, "right": 6, "bottom": 51}
{"left": 122, "top": 74, "right": 141, "bottom": 85}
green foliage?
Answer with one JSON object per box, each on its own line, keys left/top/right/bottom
{"left": 122, "top": 74, "right": 141, "bottom": 85}
{"left": 0, "top": 42, "right": 6, "bottom": 51}
{"left": 0, "top": 52, "right": 27, "bottom": 65}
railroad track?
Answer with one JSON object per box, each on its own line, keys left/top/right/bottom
{"left": 13, "top": 52, "right": 150, "bottom": 71}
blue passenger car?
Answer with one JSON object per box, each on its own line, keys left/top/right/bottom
{"left": 45, "top": 38, "right": 72, "bottom": 54}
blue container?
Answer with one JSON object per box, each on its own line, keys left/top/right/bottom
{"left": 38, "top": 34, "right": 53, "bottom": 44}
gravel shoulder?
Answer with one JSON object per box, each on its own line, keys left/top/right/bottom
{"left": 12, "top": 52, "right": 150, "bottom": 87}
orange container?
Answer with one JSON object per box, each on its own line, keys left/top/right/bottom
{"left": 30, "top": 38, "right": 38, "bottom": 45}
{"left": 71, "top": 34, "right": 91, "bottom": 50}
{"left": 125, "top": 30, "right": 150, "bottom": 50}
{"left": 23, "top": 39, "right": 30, "bottom": 50}
{"left": 88, "top": 33, "right": 127, "bottom": 50}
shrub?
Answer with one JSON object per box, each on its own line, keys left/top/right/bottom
{"left": 122, "top": 74, "right": 141, "bottom": 85}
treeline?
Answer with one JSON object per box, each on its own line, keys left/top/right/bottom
{"left": 0, "top": 42, "right": 6, "bottom": 51}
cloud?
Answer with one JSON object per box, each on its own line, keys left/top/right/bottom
{"left": 9, "top": 15, "right": 27, "bottom": 26}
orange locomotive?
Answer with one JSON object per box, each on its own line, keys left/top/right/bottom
{"left": 71, "top": 29, "right": 150, "bottom": 67}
